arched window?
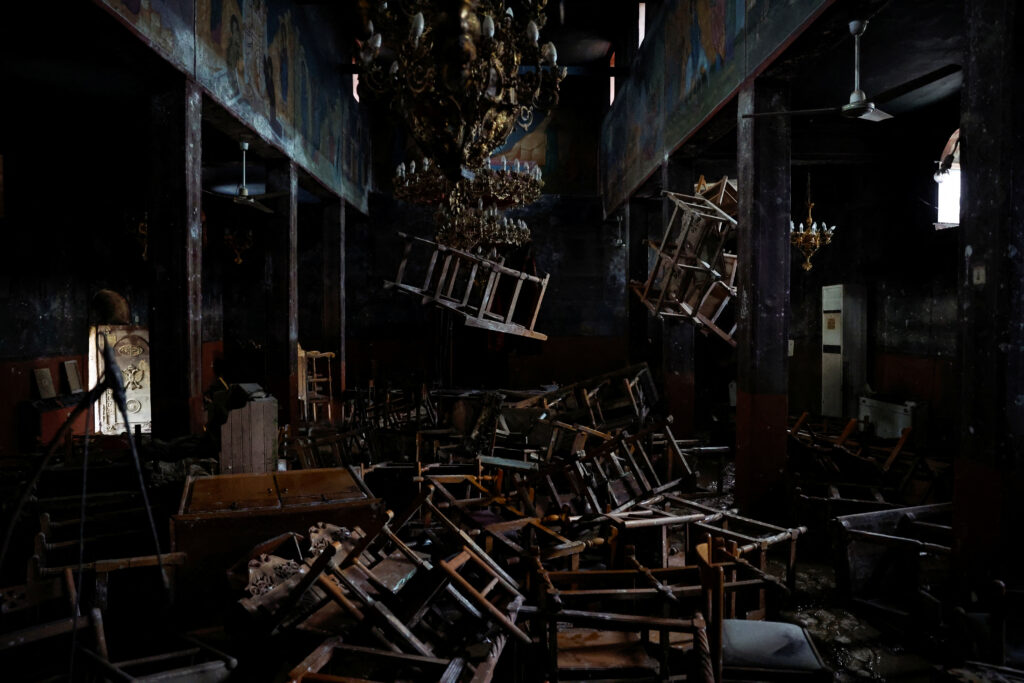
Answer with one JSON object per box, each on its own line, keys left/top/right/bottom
{"left": 934, "top": 128, "right": 960, "bottom": 228}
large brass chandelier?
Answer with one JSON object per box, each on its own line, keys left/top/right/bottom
{"left": 359, "top": 0, "right": 565, "bottom": 250}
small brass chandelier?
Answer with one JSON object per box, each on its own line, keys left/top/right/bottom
{"left": 790, "top": 175, "right": 836, "bottom": 271}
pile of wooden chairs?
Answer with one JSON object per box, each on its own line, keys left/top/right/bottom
{"left": 788, "top": 410, "right": 951, "bottom": 518}
{"left": 222, "top": 437, "right": 820, "bottom": 682}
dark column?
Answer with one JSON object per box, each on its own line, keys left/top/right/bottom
{"left": 661, "top": 158, "right": 696, "bottom": 435}
{"left": 627, "top": 199, "right": 664, "bottom": 373}
{"left": 148, "top": 79, "right": 203, "bottom": 436}
{"left": 322, "top": 200, "right": 347, "bottom": 392}
{"left": 267, "top": 162, "right": 299, "bottom": 427}
{"left": 735, "top": 78, "right": 791, "bottom": 514}
{"left": 954, "top": 0, "right": 1024, "bottom": 582}
{"left": 339, "top": 203, "right": 347, "bottom": 392}
{"left": 625, "top": 201, "right": 647, "bottom": 364}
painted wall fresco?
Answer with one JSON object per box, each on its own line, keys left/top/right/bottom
{"left": 492, "top": 110, "right": 599, "bottom": 195}
{"left": 99, "top": 0, "right": 195, "bottom": 73}
{"left": 491, "top": 76, "right": 605, "bottom": 196}
{"left": 601, "top": 0, "right": 829, "bottom": 214}
{"left": 96, "top": 0, "right": 370, "bottom": 212}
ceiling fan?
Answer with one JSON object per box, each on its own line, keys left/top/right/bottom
{"left": 204, "top": 141, "right": 286, "bottom": 214}
{"left": 744, "top": 19, "right": 961, "bottom": 122}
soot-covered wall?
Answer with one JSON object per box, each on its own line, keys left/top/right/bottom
{"left": 0, "top": 6, "right": 184, "bottom": 454}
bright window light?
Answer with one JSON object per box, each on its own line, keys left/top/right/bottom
{"left": 638, "top": 3, "right": 646, "bottom": 46}
{"left": 934, "top": 128, "right": 960, "bottom": 228}
{"left": 609, "top": 52, "right": 616, "bottom": 105}
{"left": 352, "top": 57, "right": 360, "bottom": 102}
{"left": 937, "top": 168, "right": 961, "bottom": 225}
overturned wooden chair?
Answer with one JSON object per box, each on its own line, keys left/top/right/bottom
{"left": 523, "top": 554, "right": 715, "bottom": 683}
{"left": 386, "top": 232, "right": 550, "bottom": 340}
{"left": 630, "top": 191, "right": 738, "bottom": 347}
{"left": 697, "top": 535, "right": 831, "bottom": 682}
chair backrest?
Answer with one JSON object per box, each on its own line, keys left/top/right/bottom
{"left": 695, "top": 540, "right": 725, "bottom": 680}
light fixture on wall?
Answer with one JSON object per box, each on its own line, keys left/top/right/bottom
{"left": 609, "top": 215, "right": 625, "bottom": 248}
{"left": 790, "top": 174, "right": 836, "bottom": 271}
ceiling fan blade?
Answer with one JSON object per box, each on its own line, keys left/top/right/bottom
{"left": 859, "top": 107, "right": 893, "bottom": 122}
{"left": 873, "top": 64, "right": 963, "bottom": 105}
{"left": 742, "top": 106, "right": 841, "bottom": 119}
{"left": 233, "top": 196, "right": 275, "bottom": 214}
{"left": 252, "top": 190, "right": 289, "bottom": 200}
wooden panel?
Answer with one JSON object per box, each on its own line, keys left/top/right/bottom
{"left": 220, "top": 397, "right": 278, "bottom": 474}
{"left": 263, "top": 397, "right": 278, "bottom": 472}
{"left": 187, "top": 473, "right": 281, "bottom": 512}
{"left": 240, "top": 404, "right": 251, "bottom": 472}
{"left": 275, "top": 469, "right": 365, "bottom": 507}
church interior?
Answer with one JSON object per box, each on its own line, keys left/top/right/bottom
{"left": 0, "top": 0, "right": 1021, "bottom": 681}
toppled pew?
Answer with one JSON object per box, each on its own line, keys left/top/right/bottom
{"left": 831, "top": 502, "right": 952, "bottom": 633}
{"left": 787, "top": 411, "right": 950, "bottom": 508}
{"left": 792, "top": 480, "right": 897, "bottom": 541}
{"left": 831, "top": 502, "right": 952, "bottom": 593}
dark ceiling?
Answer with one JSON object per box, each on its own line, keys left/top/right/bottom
{"left": 331, "top": 0, "right": 629, "bottom": 68}
{"left": 768, "top": 0, "right": 964, "bottom": 116}
{"left": 661, "top": 0, "right": 965, "bottom": 169}
{"left": 0, "top": 0, "right": 965, "bottom": 193}
{"left": 541, "top": 0, "right": 625, "bottom": 66}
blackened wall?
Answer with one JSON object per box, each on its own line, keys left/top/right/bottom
{"left": 0, "top": 5, "right": 180, "bottom": 454}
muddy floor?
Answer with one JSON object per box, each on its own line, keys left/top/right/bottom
{"left": 781, "top": 562, "right": 936, "bottom": 682}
